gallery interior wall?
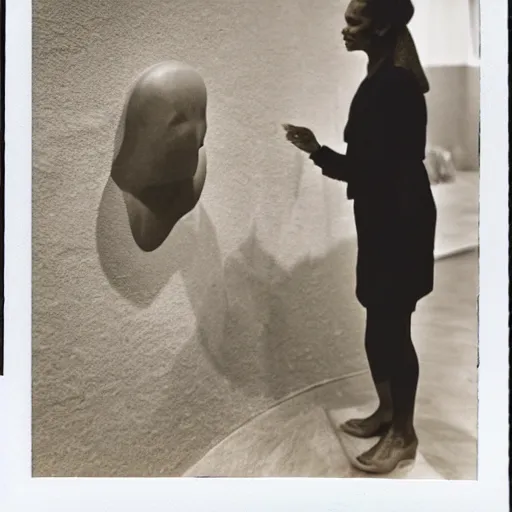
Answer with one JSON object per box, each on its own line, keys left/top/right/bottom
{"left": 410, "top": 0, "right": 480, "bottom": 170}
{"left": 32, "top": 0, "right": 479, "bottom": 476}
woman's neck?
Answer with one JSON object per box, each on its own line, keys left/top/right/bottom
{"left": 365, "top": 37, "right": 396, "bottom": 77}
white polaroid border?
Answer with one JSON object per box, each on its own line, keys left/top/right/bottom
{"left": 1, "top": 0, "right": 509, "bottom": 510}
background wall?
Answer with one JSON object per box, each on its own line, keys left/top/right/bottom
{"left": 409, "top": 0, "right": 480, "bottom": 170}
{"left": 423, "top": 65, "right": 479, "bottom": 170}
{"left": 32, "top": 0, "right": 368, "bottom": 477}
{"left": 410, "top": 0, "right": 477, "bottom": 66}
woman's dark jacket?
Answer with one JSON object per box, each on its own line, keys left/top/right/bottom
{"left": 310, "top": 59, "right": 437, "bottom": 309}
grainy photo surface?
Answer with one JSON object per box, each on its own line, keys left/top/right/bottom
{"left": 32, "top": 0, "right": 480, "bottom": 478}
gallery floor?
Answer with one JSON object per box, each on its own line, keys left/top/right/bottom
{"left": 184, "top": 172, "right": 479, "bottom": 480}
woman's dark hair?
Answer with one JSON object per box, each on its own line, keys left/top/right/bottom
{"left": 364, "top": 0, "right": 415, "bottom": 30}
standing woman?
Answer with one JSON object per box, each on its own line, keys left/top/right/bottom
{"left": 284, "top": 0, "right": 437, "bottom": 474}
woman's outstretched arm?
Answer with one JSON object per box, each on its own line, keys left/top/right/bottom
{"left": 283, "top": 124, "right": 349, "bottom": 181}
{"left": 309, "top": 146, "right": 350, "bottom": 182}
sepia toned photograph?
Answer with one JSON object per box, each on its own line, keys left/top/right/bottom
{"left": 32, "top": 0, "right": 481, "bottom": 479}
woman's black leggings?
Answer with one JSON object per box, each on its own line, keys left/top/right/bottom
{"left": 365, "top": 305, "right": 420, "bottom": 428}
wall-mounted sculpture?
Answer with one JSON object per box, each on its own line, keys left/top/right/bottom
{"left": 111, "top": 61, "right": 208, "bottom": 252}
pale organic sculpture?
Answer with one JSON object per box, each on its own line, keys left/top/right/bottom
{"left": 111, "top": 61, "right": 208, "bottom": 252}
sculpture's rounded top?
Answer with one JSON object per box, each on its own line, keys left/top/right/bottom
{"left": 129, "top": 61, "right": 207, "bottom": 122}
{"left": 111, "top": 60, "right": 208, "bottom": 195}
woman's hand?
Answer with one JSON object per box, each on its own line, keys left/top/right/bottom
{"left": 283, "top": 124, "right": 321, "bottom": 154}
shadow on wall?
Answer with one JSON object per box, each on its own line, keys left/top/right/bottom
{"left": 148, "top": 226, "right": 365, "bottom": 475}
{"left": 96, "top": 177, "right": 222, "bottom": 307}
{"left": 94, "top": 155, "right": 365, "bottom": 477}
{"left": 194, "top": 224, "right": 365, "bottom": 399}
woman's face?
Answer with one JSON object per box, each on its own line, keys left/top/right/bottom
{"left": 341, "top": 0, "right": 374, "bottom": 52}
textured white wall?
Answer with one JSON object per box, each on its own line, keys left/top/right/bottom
{"left": 33, "top": 0, "right": 368, "bottom": 476}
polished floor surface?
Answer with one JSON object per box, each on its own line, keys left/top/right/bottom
{"left": 184, "top": 251, "right": 478, "bottom": 479}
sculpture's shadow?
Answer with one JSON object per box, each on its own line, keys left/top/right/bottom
{"left": 151, "top": 223, "right": 365, "bottom": 475}
{"left": 184, "top": 225, "right": 365, "bottom": 400}
{"left": 96, "top": 153, "right": 366, "bottom": 475}
{"left": 96, "top": 176, "right": 218, "bottom": 308}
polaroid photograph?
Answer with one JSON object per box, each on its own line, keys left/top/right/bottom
{"left": 1, "top": 0, "right": 508, "bottom": 511}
